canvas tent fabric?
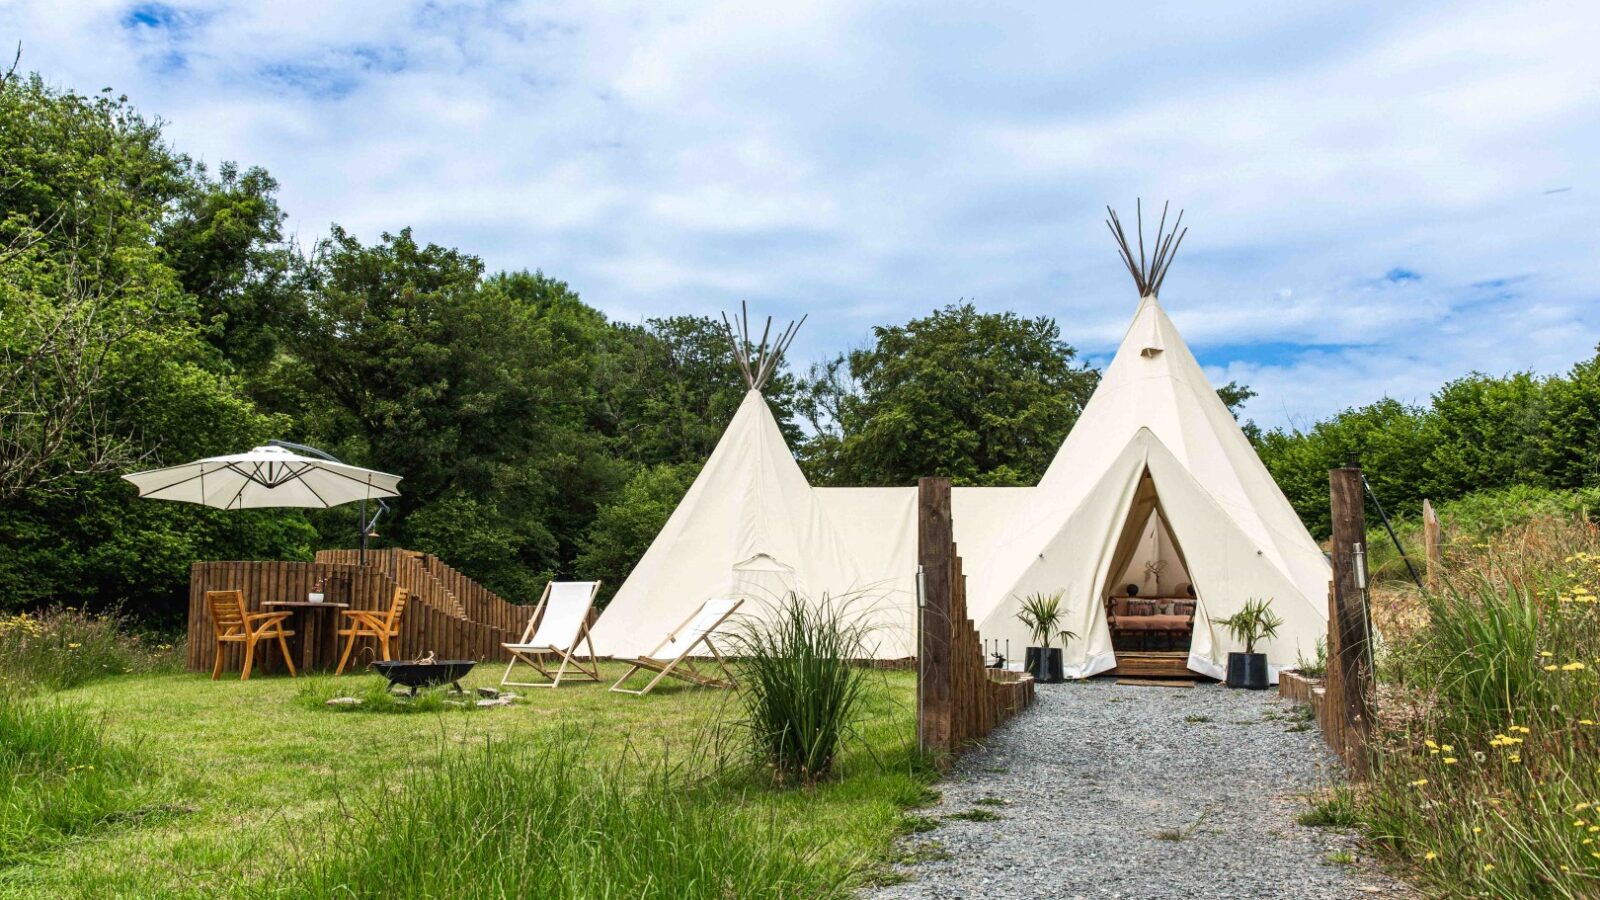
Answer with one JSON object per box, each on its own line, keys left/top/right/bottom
{"left": 965, "top": 295, "right": 1330, "bottom": 681}
{"left": 589, "top": 293, "right": 1329, "bottom": 676}
{"left": 587, "top": 390, "right": 907, "bottom": 658}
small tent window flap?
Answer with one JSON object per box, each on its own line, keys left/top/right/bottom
{"left": 733, "top": 552, "right": 794, "bottom": 574}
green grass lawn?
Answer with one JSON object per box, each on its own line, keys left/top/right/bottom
{"left": 0, "top": 663, "right": 925, "bottom": 898}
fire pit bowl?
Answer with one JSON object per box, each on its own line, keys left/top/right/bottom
{"left": 372, "top": 659, "right": 476, "bottom": 696}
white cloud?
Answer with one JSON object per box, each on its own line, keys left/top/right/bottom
{"left": 2, "top": 0, "right": 1598, "bottom": 429}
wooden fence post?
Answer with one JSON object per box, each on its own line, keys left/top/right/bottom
{"left": 1422, "top": 498, "right": 1442, "bottom": 587}
{"left": 918, "top": 476, "right": 954, "bottom": 765}
{"left": 1329, "top": 466, "right": 1373, "bottom": 775}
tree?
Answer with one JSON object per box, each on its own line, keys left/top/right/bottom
{"left": 1537, "top": 347, "right": 1600, "bottom": 489}
{"left": 1215, "top": 380, "right": 1262, "bottom": 444}
{"left": 1256, "top": 398, "right": 1431, "bottom": 538}
{"left": 0, "top": 74, "right": 311, "bottom": 616}
{"left": 576, "top": 462, "right": 700, "bottom": 603}
{"left": 798, "top": 303, "right": 1099, "bottom": 486}
{"left": 598, "top": 315, "right": 800, "bottom": 466}
{"left": 161, "top": 162, "right": 298, "bottom": 370}
{"left": 1422, "top": 372, "right": 1547, "bottom": 499}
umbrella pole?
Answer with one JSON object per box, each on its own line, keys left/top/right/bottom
{"left": 359, "top": 498, "right": 367, "bottom": 566}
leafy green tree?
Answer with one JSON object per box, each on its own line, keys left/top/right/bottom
{"left": 575, "top": 462, "right": 701, "bottom": 603}
{"left": 161, "top": 162, "right": 298, "bottom": 370}
{"left": 0, "top": 74, "right": 310, "bottom": 617}
{"left": 1421, "top": 372, "right": 1547, "bottom": 499}
{"left": 598, "top": 315, "right": 800, "bottom": 466}
{"left": 1537, "top": 348, "right": 1600, "bottom": 489}
{"left": 1257, "top": 398, "right": 1431, "bottom": 538}
{"left": 797, "top": 303, "right": 1099, "bottom": 486}
{"left": 282, "top": 240, "right": 633, "bottom": 598}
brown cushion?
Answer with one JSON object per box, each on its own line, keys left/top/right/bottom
{"left": 1173, "top": 600, "right": 1196, "bottom": 617}
{"left": 1128, "top": 600, "right": 1156, "bottom": 616}
{"left": 1118, "top": 614, "right": 1190, "bottom": 631}
{"left": 1112, "top": 597, "right": 1132, "bottom": 616}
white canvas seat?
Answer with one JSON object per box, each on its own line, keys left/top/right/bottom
{"left": 609, "top": 597, "right": 744, "bottom": 696}
{"left": 501, "top": 581, "right": 602, "bottom": 688}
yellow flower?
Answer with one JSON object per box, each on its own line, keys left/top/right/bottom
{"left": 67, "top": 642, "right": 81, "bottom": 649}
{"left": 1577, "top": 803, "right": 1593, "bottom": 811}
{"left": 1423, "top": 851, "right": 1437, "bottom": 861}
{"left": 1581, "top": 719, "right": 1597, "bottom": 726}
{"left": 1444, "top": 757, "right": 1458, "bottom": 765}
{"left": 1442, "top": 744, "right": 1453, "bottom": 753}
{"left": 1484, "top": 864, "right": 1496, "bottom": 872}
{"left": 1541, "top": 651, "right": 1555, "bottom": 658}
{"left": 1473, "top": 827, "right": 1483, "bottom": 834}
{"left": 1425, "top": 739, "right": 1439, "bottom": 749}
{"left": 1545, "top": 665, "right": 1560, "bottom": 671}
{"left": 1563, "top": 662, "right": 1587, "bottom": 671}
{"left": 1410, "top": 778, "right": 1429, "bottom": 787}
{"left": 1508, "top": 754, "right": 1522, "bottom": 763}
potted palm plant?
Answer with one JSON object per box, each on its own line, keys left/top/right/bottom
{"left": 1211, "top": 597, "right": 1283, "bottom": 689}
{"left": 1016, "top": 592, "right": 1077, "bottom": 683}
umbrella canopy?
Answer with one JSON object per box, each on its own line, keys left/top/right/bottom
{"left": 122, "top": 445, "right": 401, "bottom": 509}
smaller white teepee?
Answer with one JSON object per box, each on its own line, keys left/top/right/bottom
{"left": 587, "top": 309, "right": 885, "bottom": 658}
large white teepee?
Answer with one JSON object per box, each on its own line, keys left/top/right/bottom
{"left": 966, "top": 207, "right": 1329, "bottom": 682}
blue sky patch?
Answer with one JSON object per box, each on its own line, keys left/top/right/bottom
{"left": 122, "top": 3, "right": 179, "bottom": 30}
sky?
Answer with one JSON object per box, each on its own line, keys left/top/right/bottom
{"left": 4, "top": 0, "right": 1598, "bottom": 430}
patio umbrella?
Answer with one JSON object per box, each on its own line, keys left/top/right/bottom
{"left": 122, "top": 444, "right": 401, "bottom": 509}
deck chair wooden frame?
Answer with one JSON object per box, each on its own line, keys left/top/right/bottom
{"left": 335, "top": 586, "right": 409, "bottom": 675}
{"left": 610, "top": 597, "right": 743, "bottom": 696}
{"left": 501, "top": 580, "right": 602, "bottom": 689}
{"left": 207, "top": 590, "right": 297, "bottom": 681}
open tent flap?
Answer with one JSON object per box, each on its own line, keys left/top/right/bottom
{"left": 1103, "top": 474, "right": 1193, "bottom": 602}
{"left": 974, "top": 437, "right": 1152, "bottom": 679}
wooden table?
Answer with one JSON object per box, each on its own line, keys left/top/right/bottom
{"left": 263, "top": 601, "right": 350, "bottom": 673}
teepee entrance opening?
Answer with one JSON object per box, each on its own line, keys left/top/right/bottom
{"left": 1102, "top": 469, "right": 1198, "bottom": 655}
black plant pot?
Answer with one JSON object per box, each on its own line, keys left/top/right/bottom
{"left": 1226, "top": 652, "right": 1269, "bottom": 690}
{"left": 1025, "top": 647, "right": 1064, "bottom": 683}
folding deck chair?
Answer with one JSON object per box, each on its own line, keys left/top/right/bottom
{"left": 609, "top": 597, "right": 744, "bottom": 696}
{"left": 501, "top": 581, "right": 602, "bottom": 688}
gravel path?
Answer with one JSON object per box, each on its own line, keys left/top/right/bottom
{"left": 865, "top": 680, "right": 1412, "bottom": 900}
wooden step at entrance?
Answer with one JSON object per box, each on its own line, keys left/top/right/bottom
{"left": 1106, "top": 650, "right": 1204, "bottom": 680}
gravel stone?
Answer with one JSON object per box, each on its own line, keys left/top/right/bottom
{"left": 864, "top": 680, "right": 1412, "bottom": 900}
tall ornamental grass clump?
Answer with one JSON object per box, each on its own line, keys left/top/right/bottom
{"left": 0, "top": 607, "right": 179, "bottom": 692}
{"left": 728, "top": 592, "right": 877, "bottom": 787}
{"left": 271, "top": 737, "right": 854, "bottom": 899}
{"left": 1357, "top": 517, "right": 1600, "bottom": 898}
{"left": 0, "top": 691, "right": 166, "bottom": 865}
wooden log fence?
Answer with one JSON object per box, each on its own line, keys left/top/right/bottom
{"left": 917, "top": 477, "right": 1035, "bottom": 767}
{"left": 187, "top": 553, "right": 537, "bottom": 676}
{"left": 313, "top": 548, "right": 534, "bottom": 634}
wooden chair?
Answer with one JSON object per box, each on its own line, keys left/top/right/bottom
{"left": 335, "top": 587, "right": 409, "bottom": 675}
{"left": 206, "top": 590, "right": 296, "bottom": 681}
{"left": 502, "top": 581, "right": 601, "bottom": 688}
{"left": 610, "top": 597, "right": 743, "bottom": 696}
